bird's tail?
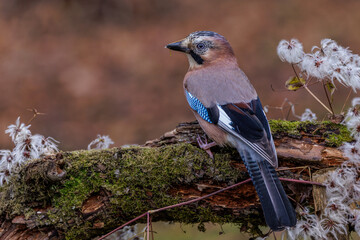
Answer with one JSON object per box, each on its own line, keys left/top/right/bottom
{"left": 235, "top": 142, "right": 297, "bottom": 231}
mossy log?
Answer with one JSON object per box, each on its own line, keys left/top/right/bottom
{"left": 0, "top": 120, "right": 351, "bottom": 240}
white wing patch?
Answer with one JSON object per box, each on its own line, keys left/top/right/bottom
{"left": 217, "top": 106, "right": 234, "bottom": 130}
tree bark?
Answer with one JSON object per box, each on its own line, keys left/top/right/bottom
{"left": 0, "top": 120, "right": 351, "bottom": 239}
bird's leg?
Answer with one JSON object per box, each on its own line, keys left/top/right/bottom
{"left": 196, "top": 135, "right": 217, "bottom": 159}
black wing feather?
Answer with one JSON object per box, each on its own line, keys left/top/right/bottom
{"left": 214, "top": 97, "right": 277, "bottom": 167}
{"left": 221, "top": 102, "right": 264, "bottom": 141}
{"left": 219, "top": 97, "right": 270, "bottom": 141}
{"left": 249, "top": 97, "right": 272, "bottom": 141}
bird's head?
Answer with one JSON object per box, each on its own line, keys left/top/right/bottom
{"left": 166, "top": 31, "right": 235, "bottom": 70}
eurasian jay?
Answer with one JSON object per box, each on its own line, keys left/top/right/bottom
{"left": 166, "top": 31, "right": 297, "bottom": 231}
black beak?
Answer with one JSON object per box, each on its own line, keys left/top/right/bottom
{"left": 166, "top": 40, "right": 189, "bottom": 53}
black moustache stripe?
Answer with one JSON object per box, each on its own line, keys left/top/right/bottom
{"left": 189, "top": 50, "right": 204, "bottom": 65}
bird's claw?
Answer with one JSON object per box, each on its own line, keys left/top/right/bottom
{"left": 196, "top": 135, "right": 217, "bottom": 159}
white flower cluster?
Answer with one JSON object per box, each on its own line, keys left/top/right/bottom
{"left": 277, "top": 38, "right": 360, "bottom": 91}
{"left": 0, "top": 117, "right": 59, "bottom": 186}
{"left": 286, "top": 98, "right": 360, "bottom": 239}
{"left": 88, "top": 135, "right": 114, "bottom": 150}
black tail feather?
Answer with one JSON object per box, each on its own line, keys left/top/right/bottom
{"left": 236, "top": 143, "right": 297, "bottom": 231}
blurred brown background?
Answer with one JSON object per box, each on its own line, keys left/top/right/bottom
{"left": 0, "top": 0, "right": 359, "bottom": 150}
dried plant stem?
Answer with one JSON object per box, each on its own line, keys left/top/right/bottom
{"left": 287, "top": 195, "right": 307, "bottom": 211}
{"left": 290, "top": 64, "right": 333, "bottom": 114}
{"left": 341, "top": 89, "right": 352, "bottom": 114}
{"left": 150, "top": 215, "right": 154, "bottom": 240}
{"left": 322, "top": 82, "right": 335, "bottom": 115}
{"left": 146, "top": 212, "right": 150, "bottom": 240}
{"left": 291, "top": 64, "right": 301, "bottom": 82}
{"left": 303, "top": 85, "right": 333, "bottom": 114}
{"left": 26, "top": 108, "right": 46, "bottom": 124}
{"left": 278, "top": 177, "right": 323, "bottom": 187}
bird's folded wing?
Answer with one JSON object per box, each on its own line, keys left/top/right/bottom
{"left": 207, "top": 98, "right": 278, "bottom": 167}
{"left": 185, "top": 89, "right": 277, "bottom": 167}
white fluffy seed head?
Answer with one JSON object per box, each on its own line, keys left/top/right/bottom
{"left": 277, "top": 39, "right": 304, "bottom": 64}
{"left": 88, "top": 135, "right": 114, "bottom": 150}
{"left": 5, "top": 117, "right": 31, "bottom": 144}
{"left": 352, "top": 97, "right": 360, "bottom": 107}
{"left": 345, "top": 115, "right": 360, "bottom": 140}
{"left": 321, "top": 39, "right": 340, "bottom": 56}
{"left": 344, "top": 98, "right": 360, "bottom": 122}
{"left": 319, "top": 214, "right": 347, "bottom": 239}
{"left": 300, "top": 52, "right": 330, "bottom": 79}
{"left": 286, "top": 38, "right": 360, "bottom": 92}
{"left": 333, "top": 63, "right": 360, "bottom": 91}
{"left": 289, "top": 214, "right": 324, "bottom": 239}
{"left": 0, "top": 117, "right": 59, "bottom": 186}
{"left": 341, "top": 141, "right": 360, "bottom": 165}
{"left": 300, "top": 108, "right": 317, "bottom": 122}
{"left": 324, "top": 198, "right": 350, "bottom": 218}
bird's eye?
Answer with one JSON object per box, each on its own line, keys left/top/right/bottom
{"left": 197, "top": 43, "right": 205, "bottom": 49}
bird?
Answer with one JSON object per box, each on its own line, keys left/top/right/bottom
{"left": 166, "top": 31, "right": 297, "bottom": 231}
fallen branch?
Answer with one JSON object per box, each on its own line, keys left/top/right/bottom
{"left": 0, "top": 120, "right": 351, "bottom": 239}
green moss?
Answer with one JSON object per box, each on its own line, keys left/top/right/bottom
{"left": 56, "top": 144, "right": 256, "bottom": 238}
{"left": 0, "top": 144, "right": 259, "bottom": 239}
{"left": 320, "top": 121, "right": 353, "bottom": 147}
{"left": 269, "top": 120, "right": 352, "bottom": 147}
{"left": 269, "top": 120, "right": 302, "bottom": 138}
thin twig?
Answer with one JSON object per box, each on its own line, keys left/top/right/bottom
{"left": 322, "top": 82, "right": 335, "bottom": 115}
{"left": 291, "top": 64, "right": 301, "bottom": 82}
{"left": 273, "top": 231, "right": 277, "bottom": 240}
{"left": 150, "top": 215, "right": 154, "bottom": 240}
{"left": 286, "top": 105, "right": 292, "bottom": 120}
{"left": 341, "top": 89, "right": 352, "bottom": 114}
{"left": 266, "top": 98, "right": 294, "bottom": 120}
{"left": 146, "top": 212, "right": 150, "bottom": 240}
{"left": 27, "top": 108, "right": 46, "bottom": 124}
{"left": 287, "top": 195, "right": 306, "bottom": 211}
{"left": 303, "top": 85, "right": 333, "bottom": 114}
{"left": 219, "top": 224, "right": 225, "bottom": 235}
{"left": 279, "top": 177, "right": 324, "bottom": 187}
{"left": 290, "top": 64, "right": 332, "bottom": 114}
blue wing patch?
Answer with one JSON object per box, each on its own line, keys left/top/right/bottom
{"left": 185, "top": 90, "right": 213, "bottom": 123}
